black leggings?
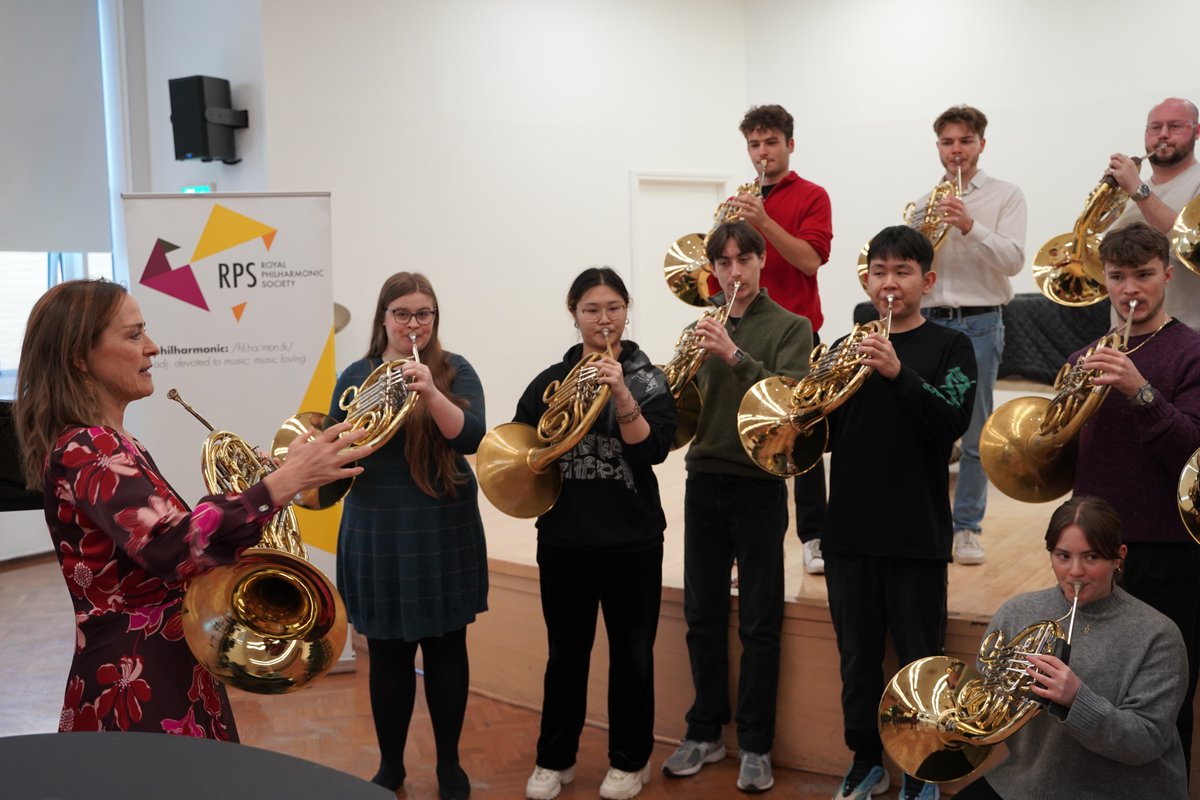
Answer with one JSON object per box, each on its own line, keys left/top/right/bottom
{"left": 367, "top": 628, "right": 469, "bottom": 784}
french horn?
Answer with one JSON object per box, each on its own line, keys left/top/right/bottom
{"left": 856, "top": 162, "right": 962, "bottom": 291}
{"left": 736, "top": 295, "right": 893, "bottom": 476}
{"left": 476, "top": 330, "right": 614, "bottom": 518}
{"left": 879, "top": 582, "right": 1082, "bottom": 783}
{"left": 664, "top": 161, "right": 765, "bottom": 307}
{"left": 979, "top": 301, "right": 1136, "bottom": 502}
{"left": 1031, "top": 145, "right": 1162, "bottom": 307}
{"left": 1172, "top": 192, "right": 1200, "bottom": 277}
{"left": 271, "top": 332, "right": 421, "bottom": 509}
{"left": 659, "top": 282, "right": 740, "bottom": 449}
{"left": 167, "top": 389, "right": 348, "bottom": 694}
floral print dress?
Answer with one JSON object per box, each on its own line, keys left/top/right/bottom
{"left": 45, "top": 425, "right": 281, "bottom": 739}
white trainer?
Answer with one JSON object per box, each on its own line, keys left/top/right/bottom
{"left": 599, "top": 764, "right": 651, "bottom": 799}
{"left": 525, "top": 765, "right": 575, "bottom": 800}
{"left": 803, "top": 538, "right": 825, "bottom": 574}
{"left": 953, "top": 530, "right": 986, "bottom": 565}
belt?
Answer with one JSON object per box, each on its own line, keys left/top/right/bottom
{"left": 924, "top": 305, "right": 1000, "bottom": 320}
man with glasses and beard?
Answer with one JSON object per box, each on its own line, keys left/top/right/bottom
{"left": 1108, "top": 97, "right": 1200, "bottom": 328}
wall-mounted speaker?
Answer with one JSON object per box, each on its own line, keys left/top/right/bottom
{"left": 168, "top": 75, "right": 249, "bottom": 164}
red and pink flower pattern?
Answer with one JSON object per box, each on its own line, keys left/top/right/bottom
{"left": 48, "top": 426, "right": 270, "bottom": 740}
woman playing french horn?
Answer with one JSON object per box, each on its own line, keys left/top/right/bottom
{"left": 331, "top": 272, "right": 487, "bottom": 800}
{"left": 518, "top": 267, "right": 676, "bottom": 800}
{"left": 954, "top": 497, "right": 1187, "bottom": 800}
{"left": 13, "top": 280, "right": 367, "bottom": 741}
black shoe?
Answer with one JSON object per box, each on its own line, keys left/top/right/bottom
{"left": 438, "top": 764, "right": 471, "bottom": 800}
{"left": 371, "top": 765, "right": 406, "bottom": 791}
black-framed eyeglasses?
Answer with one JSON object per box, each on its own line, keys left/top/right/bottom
{"left": 388, "top": 308, "right": 437, "bottom": 324}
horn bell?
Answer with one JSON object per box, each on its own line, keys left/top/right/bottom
{"left": 736, "top": 375, "right": 827, "bottom": 477}
{"left": 476, "top": 422, "right": 564, "bottom": 519}
{"left": 182, "top": 548, "right": 348, "bottom": 694}
{"left": 979, "top": 396, "right": 1077, "bottom": 503}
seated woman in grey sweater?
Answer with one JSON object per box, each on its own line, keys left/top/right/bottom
{"left": 955, "top": 496, "right": 1188, "bottom": 800}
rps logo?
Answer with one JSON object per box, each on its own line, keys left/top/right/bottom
{"left": 138, "top": 204, "right": 276, "bottom": 316}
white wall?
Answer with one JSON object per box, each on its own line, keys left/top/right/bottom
{"left": 746, "top": 0, "right": 1200, "bottom": 337}
{"left": 258, "top": 0, "right": 749, "bottom": 422}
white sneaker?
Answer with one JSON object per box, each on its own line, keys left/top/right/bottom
{"left": 803, "top": 538, "right": 825, "bottom": 574}
{"left": 953, "top": 530, "right": 986, "bottom": 565}
{"left": 600, "top": 764, "right": 650, "bottom": 799}
{"left": 526, "top": 765, "right": 575, "bottom": 800}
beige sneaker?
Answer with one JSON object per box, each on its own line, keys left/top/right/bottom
{"left": 953, "top": 530, "right": 986, "bottom": 565}
{"left": 525, "top": 765, "right": 575, "bottom": 800}
{"left": 600, "top": 764, "right": 650, "bottom": 799}
{"left": 803, "top": 538, "right": 825, "bottom": 574}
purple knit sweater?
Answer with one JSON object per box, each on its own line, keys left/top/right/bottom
{"left": 1073, "top": 320, "right": 1200, "bottom": 544}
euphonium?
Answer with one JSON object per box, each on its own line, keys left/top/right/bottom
{"left": 167, "top": 389, "right": 348, "bottom": 695}
{"left": 879, "top": 582, "right": 1083, "bottom": 783}
{"left": 856, "top": 162, "right": 962, "bottom": 290}
{"left": 736, "top": 295, "right": 894, "bottom": 477}
{"left": 271, "top": 332, "right": 422, "bottom": 509}
{"left": 979, "top": 301, "right": 1137, "bottom": 502}
{"left": 1033, "top": 145, "right": 1164, "bottom": 307}
{"left": 659, "top": 281, "right": 741, "bottom": 449}
{"left": 664, "top": 160, "right": 766, "bottom": 307}
{"left": 476, "top": 330, "right": 615, "bottom": 518}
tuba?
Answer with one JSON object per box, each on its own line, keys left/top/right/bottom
{"left": 664, "top": 160, "right": 766, "bottom": 306}
{"left": 476, "top": 330, "right": 614, "bottom": 518}
{"left": 167, "top": 389, "right": 348, "bottom": 694}
{"left": 1032, "top": 145, "right": 1163, "bottom": 307}
{"left": 979, "top": 302, "right": 1137, "bottom": 502}
{"left": 879, "top": 583, "right": 1083, "bottom": 783}
{"left": 271, "top": 333, "right": 422, "bottom": 509}
{"left": 659, "top": 281, "right": 740, "bottom": 449}
{"left": 736, "top": 296, "right": 893, "bottom": 476}
{"left": 856, "top": 163, "right": 962, "bottom": 290}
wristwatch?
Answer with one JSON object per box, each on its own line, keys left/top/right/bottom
{"left": 732, "top": 348, "right": 747, "bottom": 364}
{"left": 1132, "top": 382, "right": 1156, "bottom": 407}
{"left": 1131, "top": 183, "right": 1152, "bottom": 202}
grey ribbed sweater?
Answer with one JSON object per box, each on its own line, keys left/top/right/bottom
{"left": 980, "top": 586, "right": 1187, "bottom": 799}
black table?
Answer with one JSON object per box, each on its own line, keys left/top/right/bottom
{"left": 0, "top": 732, "right": 392, "bottom": 800}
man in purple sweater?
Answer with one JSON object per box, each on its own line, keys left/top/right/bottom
{"left": 1073, "top": 222, "right": 1200, "bottom": 772}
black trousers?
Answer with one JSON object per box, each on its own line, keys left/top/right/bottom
{"left": 954, "top": 776, "right": 1004, "bottom": 799}
{"left": 683, "top": 472, "right": 788, "bottom": 754}
{"left": 534, "top": 541, "right": 663, "bottom": 772}
{"left": 824, "top": 553, "right": 947, "bottom": 762}
{"left": 794, "top": 330, "right": 827, "bottom": 543}
{"left": 1123, "top": 541, "right": 1200, "bottom": 774}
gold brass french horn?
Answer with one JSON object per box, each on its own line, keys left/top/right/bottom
{"left": 1172, "top": 192, "right": 1200, "bottom": 277}
{"left": 1032, "top": 145, "right": 1163, "bottom": 307}
{"left": 1178, "top": 448, "right": 1200, "bottom": 546}
{"left": 879, "top": 583, "right": 1082, "bottom": 783}
{"left": 979, "top": 302, "right": 1137, "bottom": 502}
{"left": 659, "top": 282, "right": 740, "bottom": 449}
{"left": 271, "top": 333, "right": 421, "bottom": 509}
{"left": 856, "top": 163, "right": 962, "bottom": 291}
{"left": 736, "top": 296, "right": 893, "bottom": 476}
{"left": 664, "top": 161, "right": 765, "bottom": 306}
{"left": 167, "top": 389, "right": 348, "bottom": 694}
{"left": 476, "top": 330, "right": 615, "bottom": 518}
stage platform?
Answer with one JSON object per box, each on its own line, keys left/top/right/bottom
{"left": 467, "top": 438, "right": 1062, "bottom": 791}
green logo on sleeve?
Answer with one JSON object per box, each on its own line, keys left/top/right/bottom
{"left": 923, "top": 367, "right": 974, "bottom": 408}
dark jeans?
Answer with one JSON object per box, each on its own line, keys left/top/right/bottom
{"left": 1123, "top": 541, "right": 1200, "bottom": 775}
{"left": 683, "top": 472, "right": 788, "bottom": 754}
{"left": 535, "top": 541, "right": 663, "bottom": 772}
{"left": 824, "top": 553, "right": 947, "bottom": 762}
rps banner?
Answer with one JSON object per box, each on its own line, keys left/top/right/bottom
{"left": 121, "top": 192, "right": 342, "bottom": 558}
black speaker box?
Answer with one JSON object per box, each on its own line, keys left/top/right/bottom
{"left": 168, "top": 75, "right": 248, "bottom": 164}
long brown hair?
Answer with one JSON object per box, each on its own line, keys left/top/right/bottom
{"left": 365, "top": 272, "right": 468, "bottom": 498}
{"left": 14, "top": 280, "right": 129, "bottom": 490}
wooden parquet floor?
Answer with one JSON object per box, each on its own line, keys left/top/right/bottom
{"left": 0, "top": 554, "right": 845, "bottom": 799}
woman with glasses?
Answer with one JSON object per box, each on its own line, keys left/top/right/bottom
{"left": 520, "top": 267, "right": 677, "bottom": 800}
{"left": 331, "top": 272, "right": 487, "bottom": 800}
